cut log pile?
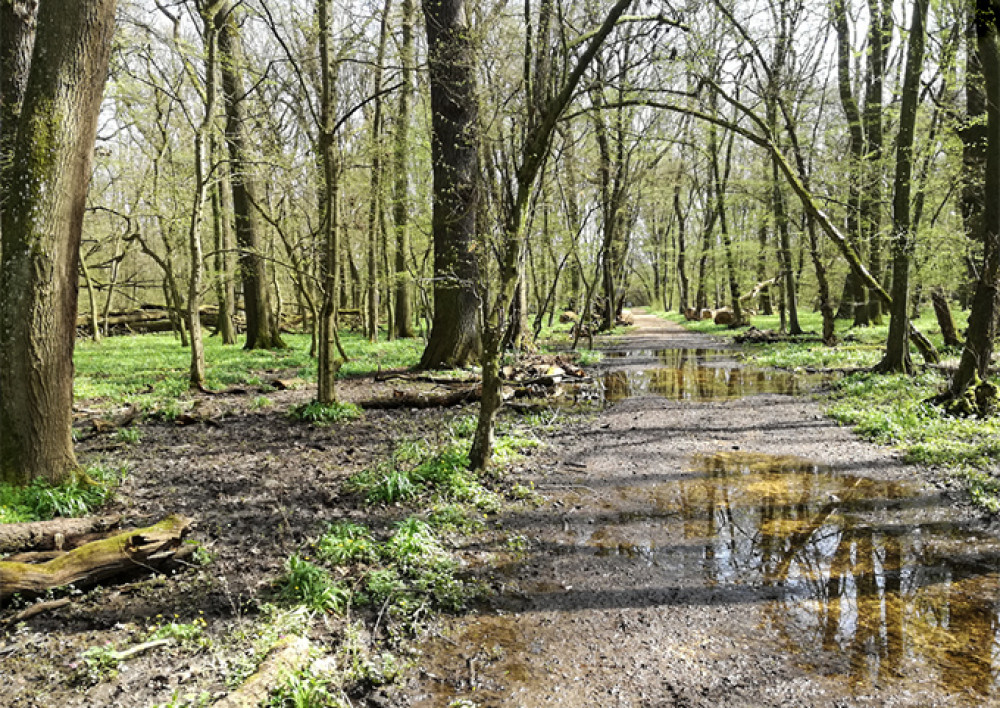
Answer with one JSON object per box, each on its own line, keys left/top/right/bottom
{"left": 0, "top": 515, "right": 193, "bottom": 603}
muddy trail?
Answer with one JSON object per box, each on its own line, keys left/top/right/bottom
{"left": 392, "top": 314, "right": 1000, "bottom": 707}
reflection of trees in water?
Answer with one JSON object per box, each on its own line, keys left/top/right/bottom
{"left": 678, "top": 453, "right": 1000, "bottom": 697}
{"left": 598, "top": 348, "right": 825, "bottom": 403}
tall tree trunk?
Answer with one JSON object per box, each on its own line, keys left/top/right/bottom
{"left": 80, "top": 256, "right": 101, "bottom": 343}
{"left": 392, "top": 0, "right": 417, "bottom": 338}
{"left": 316, "top": 0, "right": 343, "bottom": 404}
{"left": 941, "top": 0, "right": 1000, "bottom": 409}
{"left": 961, "top": 4, "right": 989, "bottom": 309}
{"left": 674, "top": 183, "right": 690, "bottom": 313}
{"left": 878, "top": 0, "right": 928, "bottom": 374}
{"left": 186, "top": 4, "right": 226, "bottom": 390}
{"left": 0, "top": 0, "right": 117, "bottom": 485}
{"left": 419, "top": 0, "right": 482, "bottom": 369}
{"left": 365, "top": 0, "right": 392, "bottom": 342}
{"left": 832, "top": 0, "right": 866, "bottom": 321}
{"left": 862, "top": 0, "right": 893, "bottom": 325}
{"left": 709, "top": 111, "right": 742, "bottom": 324}
{"left": 211, "top": 146, "right": 237, "bottom": 345}
{"left": 217, "top": 3, "right": 285, "bottom": 350}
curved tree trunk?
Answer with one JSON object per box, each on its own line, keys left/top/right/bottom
{"left": 0, "top": 0, "right": 117, "bottom": 485}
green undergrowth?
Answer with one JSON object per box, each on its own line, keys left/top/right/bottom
{"left": 345, "top": 414, "right": 538, "bottom": 509}
{"left": 74, "top": 331, "right": 423, "bottom": 414}
{"left": 0, "top": 464, "right": 125, "bottom": 523}
{"left": 263, "top": 621, "right": 404, "bottom": 708}
{"left": 275, "top": 515, "right": 481, "bottom": 625}
{"left": 276, "top": 414, "right": 543, "bottom": 629}
{"left": 826, "top": 370, "right": 1000, "bottom": 509}
{"left": 288, "top": 400, "right": 363, "bottom": 425}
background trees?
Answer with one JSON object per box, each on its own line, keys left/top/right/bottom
{"left": 4, "top": 0, "right": 999, "bottom": 480}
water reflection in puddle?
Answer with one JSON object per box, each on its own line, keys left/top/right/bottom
{"left": 599, "top": 349, "right": 833, "bottom": 402}
{"left": 595, "top": 451, "right": 1000, "bottom": 698}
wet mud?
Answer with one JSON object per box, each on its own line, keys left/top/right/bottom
{"left": 395, "top": 315, "right": 1000, "bottom": 707}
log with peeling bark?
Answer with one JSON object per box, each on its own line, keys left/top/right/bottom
{"left": 0, "top": 515, "right": 123, "bottom": 555}
{"left": 0, "top": 515, "right": 191, "bottom": 601}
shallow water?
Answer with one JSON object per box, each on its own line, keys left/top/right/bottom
{"left": 640, "top": 451, "right": 1000, "bottom": 697}
{"left": 599, "top": 349, "right": 834, "bottom": 402}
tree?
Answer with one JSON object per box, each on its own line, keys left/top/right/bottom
{"left": 469, "top": 0, "right": 647, "bottom": 469}
{"left": 0, "top": 0, "right": 118, "bottom": 484}
{"left": 936, "top": 0, "right": 1000, "bottom": 414}
{"left": 391, "top": 0, "right": 417, "bottom": 338}
{"left": 418, "top": 0, "right": 483, "bottom": 369}
{"left": 878, "top": 0, "right": 929, "bottom": 373}
{"left": 217, "top": 1, "right": 286, "bottom": 350}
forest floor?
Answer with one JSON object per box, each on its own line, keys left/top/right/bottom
{"left": 3, "top": 314, "right": 1000, "bottom": 707}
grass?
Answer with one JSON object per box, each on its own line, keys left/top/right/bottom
{"left": 74, "top": 330, "right": 424, "bottom": 413}
{"left": 288, "top": 400, "right": 363, "bottom": 425}
{"left": 275, "top": 554, "right": 352, "bottom": 614}
{"left": 0, "top": 464, "right": 125, "bottom": 523}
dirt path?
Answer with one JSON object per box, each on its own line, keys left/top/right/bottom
{"left": 393, "top": 314, "right": 1000, "bottom": 707}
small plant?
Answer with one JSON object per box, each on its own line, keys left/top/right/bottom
{"left": 78, "top": 643, "right": 120, "bottom": 684}
{"left": 384, "top": 517, "right": 451, "bottom": 571}
{"left": 575, "top": 349, "right": 603, "bottom": 366}
{"left": 276, "top": 554, "right": 351, "bottom": 613}
{"left": 316, "top": 522, "right": 377, "bottom": 565}
{"left": 190, "top": 541, "right": 216, "bottom": 566}
{"left": 148, "top": 617, "right": 210, "bottom": 649}
{"left": 250, "top": 395, "right": 273, "bottom": 410}
{"left": 114, "top": 426, "right": 142, "bottom": 444}
{"left": 504, "top": 534, "right": 531, "bottom": 553}
{"left": 288, "top": 400, "right": 362, "bottom": 425}
{"left": 364, "top": 568, "right": 408, "bottom": 605}
{"left": 446, "top": 414, "right": 477, "bottom": 439}
{"left": 152, "top": 690, "right": 213, "bottom": 708}
{"left": 426, "top": 503, "right": 483, "bottom": 532}
{"left": 511, "top": 482, "right": 543, "bottom": 505}
{"left": 267, "top": 666, "right": 343, "bottom": 708}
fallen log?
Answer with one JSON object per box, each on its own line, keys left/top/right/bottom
{"left": 360, "top": 386, "right": 483, "bottom": 410}
{"left": 0, "top": 515, "right": 191, "bottom": 602}
{"left": 0, "top": 515, "right": 123, "bottom": 555}
{"left": 214, "top": 636, "right": 311, "bottom": 708}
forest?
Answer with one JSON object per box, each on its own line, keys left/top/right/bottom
{"left": 3, "top": 0, "right": 1000, "bottom": 705}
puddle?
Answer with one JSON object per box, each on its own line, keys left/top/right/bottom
{"left": 416, "top": 451, "right": 1000, "bottom": 705}
{"left": 599, "top": 349, "right": 833, "bottom": 402}
{"left": 588, "top": 451, "right": 1000, "bottom": 699}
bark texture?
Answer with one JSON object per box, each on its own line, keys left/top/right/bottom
{"left": 218, "top": 4, "right": 285, "bottom": 351}
{"left": 0, "top": 0, "right": 117, "bottom": 485}
{"left": 419, "top": 0, "right": 483, "bottom": 369}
